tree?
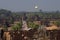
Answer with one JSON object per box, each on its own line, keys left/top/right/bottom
{"left": 53, "top": 21, "right": 60, "bottom": 27}
{"left": 12, "top": 22, "right": 22, "bottom": 31}
{"left": 28, "top": 22, "right": 39, "bottom": 29}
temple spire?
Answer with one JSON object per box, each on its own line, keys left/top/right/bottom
{"left": 21, "top": 17, "right": 31, "bottom": 31}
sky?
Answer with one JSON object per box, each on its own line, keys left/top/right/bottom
{"left": 0, "top": 0, "right": 60, "bottom": 12}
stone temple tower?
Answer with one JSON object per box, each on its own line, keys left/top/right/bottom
{"left": 21, "top": 14, "right": 31, "bottom": 31}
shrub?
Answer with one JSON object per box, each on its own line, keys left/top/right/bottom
{"left": 12, "top": 22, "right": 22, "bottom": 31}
{"left": 53, "top": 21, "right": 60, "bottom": 27}
{"left": 28, "top": 22, "right": 39, "bottom": 29}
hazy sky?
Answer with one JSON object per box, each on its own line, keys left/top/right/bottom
{"left": 0, "top": 0, "right": 60, "bottom": 12}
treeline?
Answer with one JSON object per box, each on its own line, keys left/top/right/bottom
{"left": 0, "top": 9, "right": 60, "bottom": 24}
